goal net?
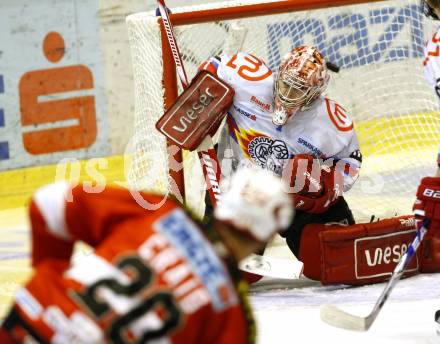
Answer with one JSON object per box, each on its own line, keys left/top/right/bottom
{"left": 126, "top": 0, "right": 440, "bottom": 222}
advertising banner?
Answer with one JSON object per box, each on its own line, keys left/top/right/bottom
{"left": 0, "top": 0, "right": 109, "bottom": 171}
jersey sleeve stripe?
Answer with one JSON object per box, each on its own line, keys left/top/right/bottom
{"left": 33, "top": 182, "right": 72, "bottom": 241}
{"left": 226, "top": 114, "right": 239, "bottom": 143}
{"left": 198, "top": 57, "right": 220, "bottom": 76}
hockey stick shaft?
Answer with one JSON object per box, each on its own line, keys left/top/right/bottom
{"left": 157, "top": 0, "right": 222, "bottom": 207}
{"left": 320, "top": 220, "right": 429, "bottom": 331}
{"left": 157, "top": 0, "right": 189, "bottom": 88}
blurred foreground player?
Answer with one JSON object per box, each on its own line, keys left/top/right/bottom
{"left": 0, "top": 167, "right": 293, "bottom": 344}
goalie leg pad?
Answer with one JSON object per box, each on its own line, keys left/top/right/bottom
{"left": 299, "top": 216, "right": 419, "bottom": 285}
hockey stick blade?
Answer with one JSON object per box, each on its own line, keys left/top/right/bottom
{"left": 320, "top": 304, "right": 374, "bottom": 331}
{"left": 320, "top": 221, "right": 429, "bottom": 332}
{"left": 239, "top": 253, "right": 303, "bottom": 280}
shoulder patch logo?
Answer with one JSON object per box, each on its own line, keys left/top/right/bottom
{"left": 325, "top": 98, "right": 353, "bottom": 132}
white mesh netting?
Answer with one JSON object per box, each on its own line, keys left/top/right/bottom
{"left": 126, "top": 0, "right": 440, "bottom": 221}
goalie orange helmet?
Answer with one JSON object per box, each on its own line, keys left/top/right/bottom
{"left": 273, "top": 45, "right": 330, "bottom": 126}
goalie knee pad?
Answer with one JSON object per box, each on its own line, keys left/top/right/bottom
{"left": 298, "top": 216, "right": 419, "bottom": 285}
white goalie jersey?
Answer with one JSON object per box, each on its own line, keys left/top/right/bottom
{"left": 423, "top": 28, "right": 440, "bottom": 168}
{"left": 201, "top": 52, "right": 362, "bottom": 191}
{"left": 423, "top": 27, "right": 440, "bottom": 102}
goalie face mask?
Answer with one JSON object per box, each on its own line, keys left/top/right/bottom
{"left": 422, "top": 0, "right": 440, "bottom": 20}
{"left": 273, "top": 45, "right": 329, "bottom": 126}
{"left": 214, "top": 167, "right": 294, "bottom": 243}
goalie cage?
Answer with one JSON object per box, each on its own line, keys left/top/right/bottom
{"left": 125, "top": 0, "right": 440, "bottom": 221}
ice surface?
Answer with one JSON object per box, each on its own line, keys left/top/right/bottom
{"left": 251, "top": 274, "right": 440, "bottom": 344}
{"left": 1, "top": 207, "right": 439, "bottom": 343}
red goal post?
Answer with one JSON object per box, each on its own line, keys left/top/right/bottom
{"left": 126, "top": 0, "right": 440, "bottom": 220}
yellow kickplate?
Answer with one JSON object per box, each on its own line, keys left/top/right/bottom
{"left": 0, "top": 155, "right": 127, "bottom": 210}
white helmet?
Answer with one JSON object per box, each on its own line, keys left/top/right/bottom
{"left": 273, "top": 45, "right": 330, "bottom": 126}
{"left": 214, "top": 167, "right": 294, "bottom": 242}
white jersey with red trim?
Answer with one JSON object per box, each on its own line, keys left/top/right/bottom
{"left": 422, "top": 29, "right": 440, "bottom": 170}
{"left": 202, "top": 52, "right": 362, "bottom": 191}
{"left": 423, "top": 27, "right": 440, "bottom": 101}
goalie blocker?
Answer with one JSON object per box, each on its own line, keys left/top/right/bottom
{"left": 156, "top": 70, "right": 234, "bottom": 151}
{"left": 298, "top": 216, "right": 440, "bottom": 285}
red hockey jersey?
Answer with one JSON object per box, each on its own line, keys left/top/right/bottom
{"left": 1, "top": 184, "right": 254, "bottom": 344}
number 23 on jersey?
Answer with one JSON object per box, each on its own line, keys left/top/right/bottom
{"left": 226, "top": 53, "right": 272, "bottom": 81}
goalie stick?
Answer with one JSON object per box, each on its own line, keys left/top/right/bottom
{"left": 156, "top": 0, "right": 222, "bottom": 207}
{"left": 320, "top": 220, "right": 429, "bottom": 331}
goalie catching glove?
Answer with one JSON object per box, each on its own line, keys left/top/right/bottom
{"left": 285, "top": 154, "right": 343, "bottom": 214}
{"left": 413, "top": 176, "right": 440, "bottom": 272}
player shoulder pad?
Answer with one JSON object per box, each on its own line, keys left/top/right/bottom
{"left": 323, "top": 97, "right": 354, "bottom": 132}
